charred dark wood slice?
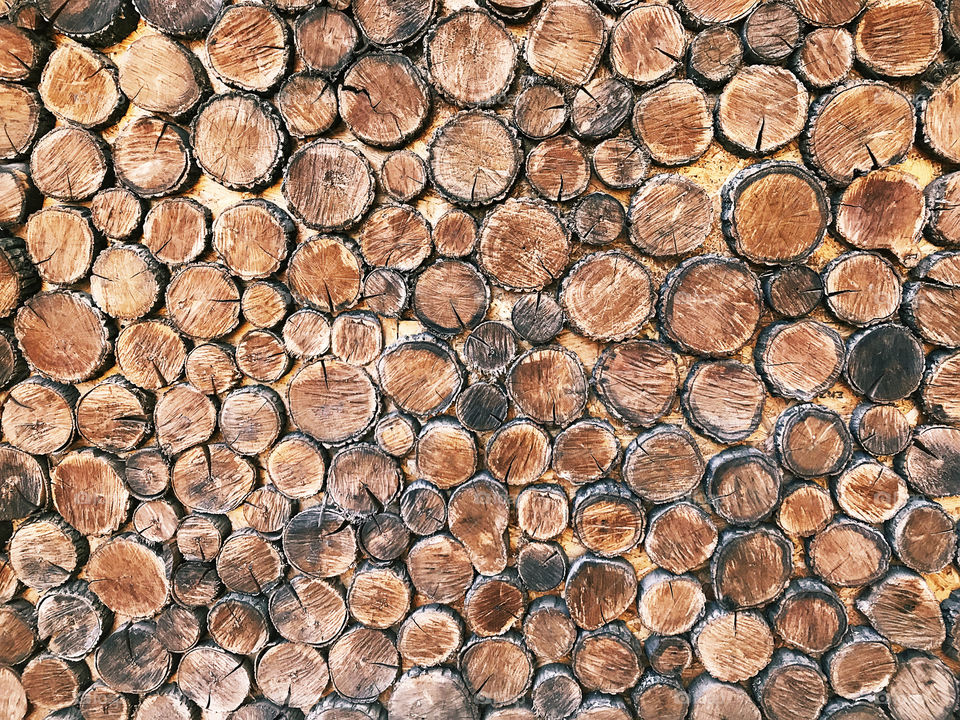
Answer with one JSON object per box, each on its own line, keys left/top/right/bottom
{"left": 428, "top": 111, "right": 520, "bottom": 207}
{"left": 399, "top": 480, "right": 445, "bottom": 536}
{"left": 396, "top": 605, "right": 463, "bottom": 667}
{"left": 712, "top": 526, "right": 792, "bottom": 609}
{"left": 172, "top": 561, "right": 222, "bottom": 608}
{"left": 0, "top": 444, "right": 47, "bottom": 520}
{"left": 512, "top": 292, "right": 564, "bottom": 344}
{"left": 794, "top": 28, "right": 854, "bottom": 89}
{"left": 525, "top": 0, "right": 605, "bottom": 86}
{"left": 593, "top": 340, "right": 678, "bottom": 427}
{"left": 517, "top": 541, "right": 567, "bottom": 592}
{"left": 284, "top": 140, "right": 374, "bottom": 230}
{"left": 513, "top": 79, "right": 567, "bottom": 140}
{"left": 623, "top": 425, "right": 704, "bottom": 504}
{"left": 845, "top": 324, "right": 923, "bottom": 402}
{"left": 753, "top": 649, "right": 829, "bottom": 720}
{"left": 30, "top": 126, "right": 107, "bottom": 201}
{"left": 854, "top": 0, "right": 941, "bottom": 78}
{"left": 531, "top": 664, "right": 581, "bottom": 720}
{"left": 456, "top": 382, "right": 507, "bottom": 433}
{"left": 742, "top": 2, "right": 800, "bottom": 64}
{"left": 564, "top": 553, "right": 636, "bottom": 631}
{"left": 339, "top": 53, "right": 430, "bottom": 149}
{"left": 808, "top": 517, "right": 891, "bottom": 587}
{"left": 571, "top": 77, "right": 632, "bottom": 140}
{"left": 463, "top": 321, "right": 517, "bottom": 376}
{"left": 925, "top": 172, "right": 960, "bottom": 246}
{"left": 277, "top": 72, "right": 337, "bottom": 139}
{"left": 516, "top": 484, "right": 568, "bottom": 540}
{"left": 660, "top": 255, "right": 762, "bottom": 356}
{"left": 592, "top": 137, "right": 650, "bottom": 190}
{"left": 193, "top": 93, "right": 285, "bottom": 192}
{"left": 716, "top": 66, "right": 807, "bottom": 155}
{"left": 632, "top": 80, "right": 711, "bottom": 166}
{"left": 775, "top": 403, "right": 852, "bottom": 477}
{"left": 352, "top": 0, "right": 434, "bottom": 46}
{"left": 479, "top": 199, "right": 569, "bottom": 290}
{"left": 897, "top": 426, "right": 960, "bottom": 497}
{"left": 35, "top": 0, "right": 132, "bottom": 45}
{"left": 206, "top": 3, "right": 288, "bottom": 92}
{"left": 687, "top": 26, "right": 743, "bottom": 87}
{"left": 645, "top": 501, "right": 717, "bottom": 574}
{"left": 755, "top": 320, "right": 844, "bottom": 401}
{"left": 572, "top": 621, "right": 642, "bottom": 693}
{"left": 0, "top": 237, "right": 39, "bottom": 317}
{"left": 573, "top": 480, "right": 645, "bottom": 557}
{"left": 426, "top": 9, "right": 515, "bottom": 107}
{"left": 38, "top": 43, "right": 123, "bottom": 128}
{"left": 835, "top": 168, "right": 925, "bottom": 264}
{"left": 780, "top": 480, "right": 834, "bottom": 536}
{"left": 722, "top": 161, "right": 829, "bottom": 264}
{"left": 945, "top": 590, "right": 960, "bottom": 661}
{"left": 609, "top": 4, "right": 685, "bottom": 86}
{"left": 674, "top": 0, "right": 759, "bottom": 25}
{"left": 0, "top": 328, "right": 25, "bottom": 391}
{"left": 770, "top": 578, "right": 847, "bottom": 656}
{"left": 568, "top": 192, "right": 624, "bottom": 246}
{"left": 119, "top": 33, "right": 207, "bottom": 117}
{"left": 132, "top": 0, "right": 224, "bottom": 37}
{"left": 803, "top": 82, "right": 915, "bottom": 186}
{"left": 360, "top": 512, "right": 409, "bottom": 563}
{"left": 920, "top": 68, "right": 960, "bottom": 165}
{"left": 682, "top": 360, "right": 765, "bottom": 443}
{"left": 25, "top": 205, "right": 98, "bottom": 286}
{"left": 691, "top": 605, "right": 774, "bottom": 683}
{"left": 560, "top": 251, "right": 652, "bottom": 341}
{"left": 705, "top": 446, "right": 781, "bottom": 525}
{"left": 294, "top": 7, "right": 358, "bottom": 76}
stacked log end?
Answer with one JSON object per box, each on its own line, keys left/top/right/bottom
{"left": 0, "top": 0, "right": 959, "bottom": 719}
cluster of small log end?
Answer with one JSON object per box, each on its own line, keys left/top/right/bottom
{"left": 2, "top": 0, "right": 960, "bottom": 719}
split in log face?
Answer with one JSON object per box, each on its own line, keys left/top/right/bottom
{"left": 564, "top": 554, "right": 636, "bottom": 631}
{"left": 638, "top": 571, "right": 705, "bottom": 635}
{"left": 512, "top": 293, "right": 564, "bottom": 344}
{"left": 456, "top": 382, "right": 508, "bottom": 432}
{"left": 193, "top": 93, "right": 285, "bottom": 192}
{"left": 378, "top": 335, "right": 462, "bottom": 417}
{"left": 592, "top": 137, "right": 650, "bottom": 190}
{"left": 375, "top": 412, "right": 419, "bottom": 458}
{"left": 234, "top": 327, "right": 286, "bottom": 379}
{"left": 569, "top": 192, "right": 625, "bottom": 246}
{"left": 689, "top": 676, "right": 760, "bottom": 720}
{"left": 722, "top": 161, "right": 829, "bottom": 264}
{"left": 711, "top": 526, "right": 793, "bottom": 609}
{"left": 0, "top": 22, "right": 47, "bottom": 83}
{"left": 645, "top": 501, "right": 717, "bottom": 574}
{"left": 803, "top": 82, "right": 915, "bottom": 186}
{"left": 464, "top": 571, "right": 525, "bottom": 636}
{"left": 716, "top": 66, "right": 808, "bottom": 155}
{"left": 389, "top": 668, "right": 474, "bottom": 720}
{"left": 165, "top": 264, "right": 239, "bottom": 340}
{"left": 113, "top": 117, "right": 193, "bottom": 199}
{"left": 178, "top": 644, "right": 250, "bottom": 713}
{"left": 835, "top": 168, "right": 925, "bottom": 264}
{"left": 517, "top": 541, "right": 567, "bottom": 591}
{"left": 364, "top": 269, "right": 408, "bottom": 318}
{"left": 359, "top": 512, "right": 409, "bottom": 563}
{"left": 460, "top": 633, "right": 534, "bottom": 706}
{"left": 413, "top": 260, "right": 488, "bottom": 335}
{"left": 609, "top": 4, "right": 685, "bottom": 87}
{"left": 30, "top": 126, "right": 107, "bottom": 201}
{"left": 10, "top": 516, "right": 85, "bottom": 591}
{"left": 432, "top": 209, "right": 476, "bottom": 257}
{"left": 396, "top": 605, "right": 463, "bottom": 667}
{"left": 572, "top": 621, "right": 642, "bottom": 693}
{"left": 526, "top": 134, "right": 590, "bottom": 202}
{"left": 854, "top": 0, "right": 941, "bottom": 78}
{"left": 428, "top": 111, "right": 520, "bottom": 206}
{"left": 925, "top": 173, "right": 960, "bottom": 246}
{"left": 888, "top": 499, "right": 957, "bottom": 573}
{"left": 449, "top": 474, "right": 510, "bottom": 574}
{"left": 380, "top": 150, "right": 427, "bottom": 203}
{"left": 922, "top": 69, "right": 960, "bottom": 165}
{"left": 288, "top": 360, "right": 378, "bottom": 445}
{"left": 283, "top": 508, "right": 355, "bottom": 579}
{"left": 756, "top": 320, "right": 844, "bottom": 401}
{"left": 172, "top": 444, "right": 255, "bottom": 514}
{"left": 184, "top": 342, "right": 238, "bottom": 395}
{"left": 573, "top": 481, "right": 645, "bottom": 557}
{"left": 660, "top": 255, "right": 762, "bottom": 357}
{"left": 415, "top": 419, "right": 477, "bottom": 489}
{"left": 119, "top": 33, "right": 207, "bottom": 117}
{"left": 276, "top": 72, "right": 337, "bottom": 139}
{"left": 775, "top": 403, "right": 852, "bottom": 477}
{"left": 628, "top": 174, "right": 713, "bottom": 256}
{"left": 25, "top": 206, "right": 98, "bottom": 286}
{"left": 352, "top": 0, "right": 434, "bottom": 47}
{"left": 524, "top": 0, "right": 605, "bottom": 86}
{"left": 206, "top": 3, "right": 289, "bottom": 93}
{"left": 834, "top": 455, "right": 907, "bottom": 524}
{"left": 0, "top": 84, "right": 48, "bottom": 162}
{"left": 682, "top": 360, "right": 765, "bottom": 443}
{"left": 623, "top": 425, "right": 704, "bottom": 503}
{"left": 294, "top": 7, "right": 358, "bottom": 76}
{"left": 400, "top": 480, "right": 446, "bottom": 536}
{"left": 794, "top": 28, "right": 854, "bottom": 89}
{"left": 705, "top": 446, "right": 781, "bottom": 525}
{"left": 593, "top": 341, "right": 678, "bottom": 427}
{"left": 327, "top": 444, "right": 401, "bottom": 519}
{"left": 463, "top": 321, "right": 517, "bottom": 375}
{"left": 76, "top": 378, "right": 151, "bottom": 453}
{"left": 904, "top": 250, "right": 960, "bottom": 348}
{"left": 426, "top": 9, "right": 515, "bottom": 107}
{"left": 0, "top": 444, "right": 48, "bottom": 520}
{"left": 852, "top": 403, "right": 912, "bottom": 456}
{"left": 406, "top": 534, "right": 474, "bottom": 603}
{"left": 692, "top": 606, "right": 775, "bottom": 683}
{"left": 90, "top": 245, "right": 166, "bottom": 321}
{"left": 633, "top": 81, "right": 712, "bottom": 166}
{"left": 753, "top": 650, "right": 829, "bottom": 720}
{"left": 86, "top": 536, "right": 169, "bottom": 619}
{"left": 38, "top": 43, "right": 123, "bottom": 128}
{"left": 213, "top": 200, "right": 294, "bottom": 280}
{"left": 339, "top": 53, "right": 430, "bottom": 149}
{"left": 513, "top": 80, "right": 567, "bottom": 141}
{"left": 508, "top": 346, "right": 587, "bottom": 426}
{"left": 268, "top": 575, "right": 347, "bottom": 646}
{"left": 688, "top": 26, "right": 743, "bottom": 87}
{"left": 552, "top": 418, "right": 619, "bottom": 484}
